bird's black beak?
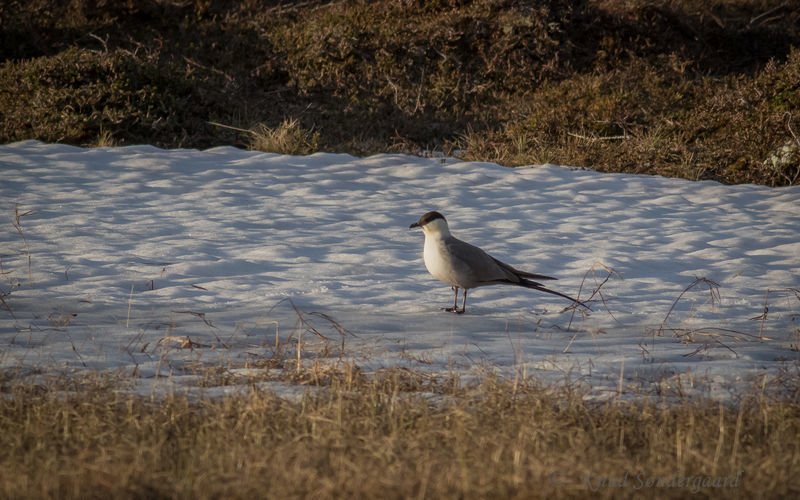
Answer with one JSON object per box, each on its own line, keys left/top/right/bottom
{"left": 409, "top": 221, "right": 420, "bottom": 229}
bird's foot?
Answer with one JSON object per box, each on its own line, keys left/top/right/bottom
{"left": 442, "top": 307, "right": 466, "bottom": 314}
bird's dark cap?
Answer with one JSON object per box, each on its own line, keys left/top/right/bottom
{"left": 409, "top": 211, "right": 445, "bottom": 229}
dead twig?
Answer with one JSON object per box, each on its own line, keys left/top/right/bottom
{"left": 0, "top": 292, "right": 15, "bottom": 318}
{"left": 266, "top": 0, "right": 335, "bottom": 14}
{"left": 288, "top": 300, "right": 331, "bottom": 342}
{"left": 563, "top": 262, "right": 621, "bottom": 352}
{"left": 157, "top": 336, "right": 211, "bottom": 349}
{"left": 753, "top": 287, "right": 800, "bottom": 341}
{"left": 12, "top": 204, "right": 34, "bottom": 286}
{"left": 748, "top": 3, "right": 790, "bottom": 28}
{"left": 173, "top": 310, "right": 227, "bottom": 347}
{"left": 683, "top": 338, "right": 738, "bottom": 359}
{"left": 208, "top": 121, "right": 251, "bottom": 134}
{"left": 309, "top": 311, "right": 357, "bottom": 356}
{"left": 664, "top": 326, "right": 771, "bottom": 343}
{"left": 567, "top": 132, "right": 631, "bottom": 142}
{"left": 657, "top": 277, "right": 721, "bottom": 337}
{"left": 754, "top": 289, "right": 771, "bottom": 341}
{"left": 781, "top": 112, "right": 800, "bottom": 185}
{"left": 183, "top": 56, "right": 234, "bottom": 83}
{"left": 173, "top": 310, "right": 216, "bottom": 328}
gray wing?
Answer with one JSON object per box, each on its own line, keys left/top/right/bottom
{"left": 443, "top": 237, "right": 524, "bottom": 286}
{"left": 443, "top": 236, "right": 556, "bottom": 287}
{"left": 490, "top": 256, "right": 556, "bottom": 282}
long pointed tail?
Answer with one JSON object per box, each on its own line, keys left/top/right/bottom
{"left": 519, "top": 279, "right": 591, "bottom": 310}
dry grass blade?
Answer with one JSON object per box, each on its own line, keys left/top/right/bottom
{"left": 288, "top": 299, "right": 331, "bottom": 341}
{"left": 755, "top": 288, "right": 771, "bottom": 340}
{"left": 567, "top": 131, "right": 631, "bottom": 142}
{"left": 564, "top": 262, "right": 621, "bottom": 351}
{"left": 0, "top": 293, "right": 14, "bottom": 319}
{"left": 754, "top": 287, "right": 800, "bottom": 341}
{"left": 0, "top": 259, "right": 17, "bottom": 319}
{"left": 171, "top": 310, "right": 232, "bottom": 348}
{"left": 11, "top": 204, "right": 33, "bottom": 286}
{"left": 682, "top": 338, "right": 738, "bottom": 359}
{"left": 172, "top": 310, "right": 216, "bottom": 328}
{"left": 748, "top": 2, "right": 792, "bottom": 28}
{"left": 308, "top": 311, "right": 356, "bottom": 356}
{"left": 157, "top": 336, "right": 211, "bottom": 349}
{"left": 657, "top": 277, "right": 721, "bottom": 337}
{"left": 65, "top": 331, "right": 87, "bottom": 367}
{"left": 664, "top": 327, "right": 771, "bottom": 343}
{"left": 307, "top": 312, "right": 356, "bottom": 337}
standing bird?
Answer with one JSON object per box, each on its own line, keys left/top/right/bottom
{"left": 409, "top": 211, "right": 587, "bottom": 314}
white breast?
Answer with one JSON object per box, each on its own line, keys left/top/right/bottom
{"left": 423, "top": 235, "right": 473, "bottom": 288}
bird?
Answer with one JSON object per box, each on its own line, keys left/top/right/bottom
{"left": 409, "top": 211, "right": 588, "bottom": 314}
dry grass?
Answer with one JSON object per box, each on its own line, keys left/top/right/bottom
{"left": 246, "top": 118, "right": 320, "bottom": 155}
{"left": 1, "top": 367, "right": 799, "bottom": 499}
{"left": 1, "top": 0, "right": 797, "bottom": 185}
{"left": 210, "top": 118, "right": 320, "bottom": 154}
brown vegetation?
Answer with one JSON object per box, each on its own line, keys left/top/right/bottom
{"left": 1, "top": 368, "right": 799, "bottom": 498}
{"left": 1, "top": 0, "right": 798, "bottom": 184}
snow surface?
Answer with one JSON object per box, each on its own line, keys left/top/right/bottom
{"left": 1, "top": 141, "right": 799, "bottom": 400}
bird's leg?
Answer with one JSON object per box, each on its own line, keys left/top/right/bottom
{"left": 443, "top": 286, "right": 461, "bottom": 313}
{"left": 458, "top": 289, "right": 468, "bottom": 314}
